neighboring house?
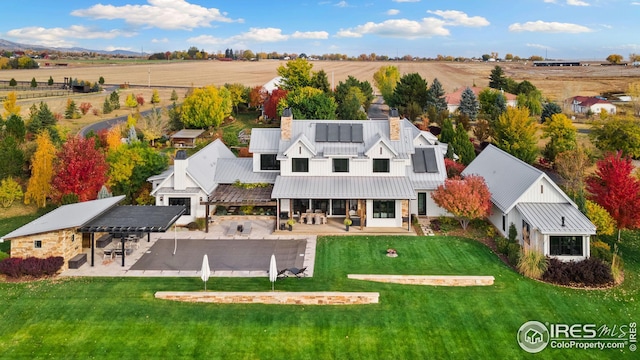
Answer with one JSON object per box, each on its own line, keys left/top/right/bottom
{"left": 566, "top": 96, "right": 616, "bottom": 115}
{"left": 148, "top": 139, "right": 235, "bottom": 224}
{"left": 248, "top": 108, "right": 449, "bottom": 229}
{"left": 262, "top": 76, "right": 283, "bottom": 94}
{"left": 445, "top": 86, "right": 517, "bottom": 113}
{"left": 462, "top": 145, "right": 595, "bottom": 261}
{"left": 170, "top": 129, "right": 205, "bottom": 148}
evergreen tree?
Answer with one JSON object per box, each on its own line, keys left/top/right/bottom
{"left": 541, "top": 102, "right": 562, "bottom": 123}
{"left": 389, "top": 73, "right": 428, "bottom": 112}
{"left": 30, "top": 77, "right": 37, "bottom": 88}
{"left": 425, "top": 78, "right": 447, "bottom": 112}
{"left": 452, "top": 124, "right": 476, "bottom": 166}
{"left": 170, "top": 89, "right": 179, "bottom": 101}
{"left": 109, "top": 90, "right": 120, "bottom": 109}
{"left": 440, "top": 118, "right": 455, "bottom": 144}
{"left": 9, "top": 78, "right": 17, "bottom": 86}
{"left": 48, "top": 76, "right": 53, "bottom": 86}
{"left": 489, "top": 65, "right": 507, "bottom": 90}
{"left": 458, "top": 87, "right": 479, "bottom": 120}
{"left": 99, "top": 76, "right": 105, "bottom": 85}
{"left": 310, "top": 69, "right": 331, "bottom": 93}
{"left": 103, "top": 97, "right": 113, "bottom": 114}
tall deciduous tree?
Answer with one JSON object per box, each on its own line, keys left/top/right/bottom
{"left": 586, "top": 152, "right": 640, "bottom": 241}
{"left": 373, "top": 65, "right": 400, "bottom": 105}
{"left": 125, "top": 93, "right": 138, "bottom": 109}
{"left": 249, "top": 86, "right": 267, "bottom": 109}
{"left": 542, "top": 113, "right": 577, "bottom": 163}
{"left": 181, "top": 85, "right": 232, "bottom": 128}
{"left": 51, "top": 136, "right": 109, "bottom": 203}
{"left": 431, "top": 175, "right": 492, "bottom": 230}
{"left": 107, "top": 142, "right": 168, "bottom": 203}
{"left": 478, "top": 89, "right": 506, "bottom": 122}
{"left": 606, "top": 54, "right": 623, "bottom": 64}
{"left": 277, "top": 58, "right": 313, "bottom": 90}
{"left": 493, "top": 106, "right": 538, "bottom": 164}
{"left": 224, "top": 83, "right": 248, "bottom": 114}
{"left": 263, "top": 89, "right": 287, "bottom": 119}
{"left": 138, "top": 107, "right": 169, "bottom": 146}
{"left": 24, "top": 132, "right": 56, "bottom": 208}
{"left": 0, "top": 177, "right": 23, "bottom": 208}
{"left": 555, "top": 147, "right": 590, "bottom": 197}
{"left": 585, "top": 200, "right": 615, "bottom": 236}
{"left": 2, "top": 92, "right": 20, "bottom": 117}
{"left": 590, "top": 116, "right": 640, "bottom": 158}
{"left": 279, "top": 87, "right": 337, "bottom": 120}
{"left": 458, "top": 87, "right": 479, "bottom": 120}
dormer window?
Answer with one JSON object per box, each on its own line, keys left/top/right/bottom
{"left": 373, "top": 159, "right": 390, "bottom": 173}
{"left": 292, "top": 158, "right": 309, "bottom": 173}
{"left": 332, "top": 158, "right": 349, "bottom": 173}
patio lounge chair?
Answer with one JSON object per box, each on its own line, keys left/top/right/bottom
{"left": 276, "top": 269, "right": 288, "bottom": 278}
{"left": 241, "top": 221, "right": 252, "bottom": 235}
{"left": 226, "top": 221, "right": 238, "bottom": 236}
{"left": 288, "top": 267, "right": 307, "bottom": 278}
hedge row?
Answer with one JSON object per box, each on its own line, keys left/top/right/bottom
{"left": 543, "top": 258, "right": 613, "bottom": 287}
{"left": 0, "top": 256, "right": 64, "bottom": 278}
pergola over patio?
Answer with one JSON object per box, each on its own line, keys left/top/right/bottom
{"left": 78, "top": 205, "right": 186, "bottom": 267}
{"left": 203, "top": 184, "right": 276, "bottom": 232}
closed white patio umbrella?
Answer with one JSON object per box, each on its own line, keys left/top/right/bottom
{"left": 269, "top": 254, "right": 277, "bottom": 291}
{"left": 201, "top": 254, "right": 211, "bottom": 291}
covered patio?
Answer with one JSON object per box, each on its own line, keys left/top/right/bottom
{"left": 78, "top": 205, "right": 186, "bottom": 267}
{"left": 203, "top": 184, "right": 277, "bottom": 233}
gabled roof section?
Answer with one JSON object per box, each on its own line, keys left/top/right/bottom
{"left": 517, "top": 203, "right": 596, "bottom": 235}
{"left": 214, "top": 158, "right": 278, "bottom": 184}
{"left": 186, "top": 139, "right": 236, "bottom": 194}
{"left": 249, "top": 128, "right": 280, "bottom": 153}
{"left": 364, "top": 134, "right": 399, "bottom": 157}
{"left": 1, "top": 196, "right": 125, "bottom": 240}
{"left": 283, "top": 134, "right": 317, "bottom": 156}
{"left": 414, "top": 131, "right": 439, "bottom": 145}
{"left": 462, "top": 145, "right": 571, "bottom": 213}
{"left": 170, "top": 129, "right": 204, "bottom": 139}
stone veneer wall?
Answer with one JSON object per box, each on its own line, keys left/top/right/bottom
{"left": 348, "top": 274, "right": 494, "bottom": 286}
{"left": 155, "top": 291, "right": 379, "bottom": 305}
{"left": 10, "top": 228, "right": 81, "bottom": 271}
{"left": 389, "top": 116, "right": 400, "bottom": 140}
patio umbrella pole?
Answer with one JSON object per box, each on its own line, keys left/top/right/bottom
{"left": 173, "top": 224, "right": 177, "bottom": 255}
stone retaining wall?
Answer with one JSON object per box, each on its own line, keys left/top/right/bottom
{"left": 155, "top": 291, "right": 379, "bottom": 305}
{"left": 348, "top": 274, "right": 494, "bottom": 286}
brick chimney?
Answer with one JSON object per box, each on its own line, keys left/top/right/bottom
{"left": 174, "top": 150, "right": 188, "bottom": 191}
{"left": 281, "top": 108, "right": 293, "bottom": 140}
{"left": 389, "top": 108, "right": 400, "bottom": 141}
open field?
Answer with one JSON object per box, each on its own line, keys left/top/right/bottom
{"left": 0, "top": 234, "right": 637, "bottom": 359}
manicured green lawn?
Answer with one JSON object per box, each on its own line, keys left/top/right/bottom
{"left": 0, "top": 235, "right": 637, "bottom": 359}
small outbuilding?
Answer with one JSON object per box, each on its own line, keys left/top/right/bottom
{"left": 170, "top": 129, "right": 205, "bottom": 148}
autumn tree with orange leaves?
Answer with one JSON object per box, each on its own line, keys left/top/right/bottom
{"left": 24, "top": 132, "right": 56, "bottom": 208}
{"left": 431, "top": 175, "right": 492, "bottom": 230}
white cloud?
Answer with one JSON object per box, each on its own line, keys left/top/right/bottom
{"left": 509, "top": 20, "right": 592, "bottom": 33}
{"left": 151, "top": 38, "right": 169, "bottom": 43}
{"left": 336, "top": 18, "right": 449, "bottom": 39}
{"left": 393, "top": 0, "right": 420, "bottom": 2}
{"left": 427, "top": 10, "right": 490, "bottom": 27}
{"left": 71, "top": 0, "right": 241, "bottom": 31}
{"left": 567, "top": 0, "right": 589, "bottom": 6}
{"left": 231, "top": 28, "right": 289, "bottom": 42}
{"left": 632, "top": 2, "right": 640, "bottom": 5}
{"left": 387, "top": 9, "right": 400, "bottom": 15}
{"left": 291, "top": 31, "right": 329, "bottom": 40}
{"left": 104, "top": 46, "right": 134, "bottom": 52}
{"left": 186, "top": 34, "right": 225, "bottom": 45}
{"left": 335, "top": 1, "right": 349, "bottom": 7}
{"left": 543, "top": 0, "right": 556, "bottom": 3}
{"left": 6, "top": 25, "right": 134, "bottom": 47}
{"left": 526, "top": 43, "right": 550, "bottom": 49}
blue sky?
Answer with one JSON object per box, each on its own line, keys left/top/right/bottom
{"left": 2, "top": 0, "right": 639, "bottom": 60}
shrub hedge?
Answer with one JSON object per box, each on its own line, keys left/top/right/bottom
{"left": 543, "top": 258, "right": 613, "bottom": 286}
{"left": 0, "top": 256, "right": 64, "bottom": 278}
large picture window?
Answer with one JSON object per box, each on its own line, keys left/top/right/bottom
{"left": 332, "top": 158, "right": 349, "bottom": 173}
{"left": 292, "top": 158, "right": 309, "bottom": 173}
{"left": 550, "top": 236, "right": 583, "bottom": 256}
{"left": 373, "top": 200, "right": 395, "bottom": 218}
{"left": 260, "top": 154, "right": 280, "bottom": 170}
{"left": 373, "top": 159, "right": 390, "bottom": 173}
{"left": 169, "top": 197, "right": 191, "bottom": 215}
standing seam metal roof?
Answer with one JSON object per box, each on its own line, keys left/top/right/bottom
{"left": 272, "top": 176, "right": 416, "bottom": 199}
{"left": 516, "top": 203, "right": 596, "bottom": 235}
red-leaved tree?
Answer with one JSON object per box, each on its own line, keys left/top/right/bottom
{"left": 263, "top": 89, "right": 287, "bottom": 119}
{"left": 586, "top": 151, "right": 640, "bottom": 241}
{"left": 444, "top": 158, "right": 466, "bottom": 178}
{"left": 431, "top": 175, "right": 492, "bottom": 230}
{"left": 52, "top": 136, "right": 109, "bottom": 203}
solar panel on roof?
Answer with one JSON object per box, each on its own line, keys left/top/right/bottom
{"left": 315, "top": 124, "right": 328, "bottom": 142}
{"left": 339, "top": 124, "right": 351, "bottom": 142}
{"left": 352, "top": 124, "right": 363, "bottom": 143}
{"left": 412, "top": 149, "right": 427, "bottom": 173}
{"left": 424, "top": 148, "right": 439, "bottom": 173}
{"left": 327, "top": 123, "right": 340, "bottom": 142}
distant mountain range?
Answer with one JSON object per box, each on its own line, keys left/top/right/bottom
{"left": 0, "top": 38, "right": 144, "bottom": 57}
